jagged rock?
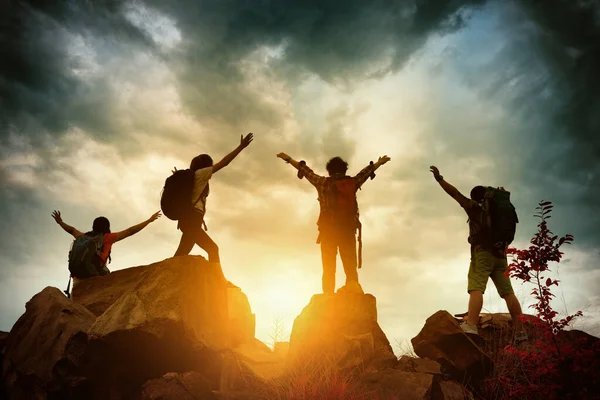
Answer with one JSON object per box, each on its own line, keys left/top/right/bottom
{"left": 411, "top": 310, "right": 491, "bottom": 385}
{"left": 0, "top": 287, "right": 96, "bottom": 399}
{"left": 227, "top": 287, "right": 256, "bottom": 347}
{"left": 288, "top": 293, "right": 396, "bottom": 370}
{"left": 361, "top": 369, "right": 433, "bottom": 399}
{"left": 219, "top": 338, "right": 285, "bottom": 399}
{"left": 79, "top": 256, "right": 232, "bottom": 395}
{"left": 139, "top": 372, "right": 216, "bottom": 400}
{"left": 233, "top": 339, "right": 284, "bottom": 381}
{"left": 433, "top": 380, "right": 474, "bottom": 400}
{"left": 397, "top": 356, "right": 441, "bottom": 375}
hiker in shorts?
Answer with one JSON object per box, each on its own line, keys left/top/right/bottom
{"left": 277, "top": 153, "right": 391, "bottom": 294}
{"left": 172, "top": 133, "right": 254, "bottom": 262}
{"left": 429, "top": 165, "right": 527, "bottom": 341}
{"left": 52, "top": 210, "right": 161, "bottom": 292}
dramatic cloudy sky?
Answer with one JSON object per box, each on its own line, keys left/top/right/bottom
{"left": 1, "top": 0, "right": 599, "bottom": 349}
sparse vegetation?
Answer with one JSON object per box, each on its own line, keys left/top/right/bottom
{"left": 483, "top": 201, "right": 600, "bottom": 399}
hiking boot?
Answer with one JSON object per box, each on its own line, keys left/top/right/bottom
{"left": 515, "top": 329, "right": 529, "bottom": 342}
{"left": 460, "top": 322, "right": 479, "bottom": 335}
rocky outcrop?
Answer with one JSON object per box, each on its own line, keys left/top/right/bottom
{"left": 227, "top": 287, "right": 256, "bottom": 347}
{"left": 411, "top": 310, "right": 491, "bottom": 386}
{"left": 1, "top": 287, "right": 97, "bottom": 399}
{"left": 288, "top": 293, "right": 396, "bottom": 370}
{"left": 1, "top": 256, "right": 270, "bottom": 399}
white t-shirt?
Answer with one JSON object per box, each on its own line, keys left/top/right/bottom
{"left": 191, "top": 167, "right": 213, "bottom": 214}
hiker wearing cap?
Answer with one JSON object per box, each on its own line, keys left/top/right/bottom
{"left": 277, "top": 153, "right": 391, "bottom": 294}
{"left": 429, "top": 165, "right": 527, "bottom": 341}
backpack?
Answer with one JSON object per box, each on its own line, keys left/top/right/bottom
{"left": 68, "top": 233, "right": 106, "bottom": 279}
{"left": 319, "top": 177, "right": 360, "bottom": 231}
{"left": 481, "top": 187, "right": 519, "bottom": 245}
{"left": 161, "top": 169, "right": 197, "bottom": 221}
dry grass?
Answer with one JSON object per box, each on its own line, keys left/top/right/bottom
{"left": 251, "top": 356, "right": 400, "bottom": 400}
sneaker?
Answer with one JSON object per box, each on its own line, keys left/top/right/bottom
{"left": 460, "top": 322, "right": 479, "bottom": 335}
{"left": 515, "top": 329, "right": 529, "bottom": 342}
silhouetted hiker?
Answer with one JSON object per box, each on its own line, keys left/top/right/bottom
{"left": 162, "top": 133, "right": 253, "bottom": 264}
{"left": 277, "top": 153, "right": 391, "bottom": 294}
{"left": 429, "top": 166, "right": 527, "bottom": 341}
{"left": 52, "top": 210, "right": 161, "bottom": 297}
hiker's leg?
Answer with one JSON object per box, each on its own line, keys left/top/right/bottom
{"left": 466, "top": 247, "right": 493, "bottom": 326}
{"left": 320, "top": 232, "right": 337, "bottom": 294}
{"left": 174, "top": 232, "right": 195, "bottom": 256}
{"left": 467, "top": 290, "right": 484, "bottom": 327}
{"left": 338, "top": 229, "right": 358, "bottom": 285}
{"left": 503, "top": 293, "right": 524, "bottom": 329}
{"left": 193, "top": 228, "right": 220, "bottom": 263}
{"left": 490, "top": 256, "right": 523, "bottom": 329}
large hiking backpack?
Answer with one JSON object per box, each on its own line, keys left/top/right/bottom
{"left": 68, "top": 233, "right": 106, "bottom": 279}
{"left": 161, "top": 169, "right": 196, "bottom": 221}
{"left": 481, "top": 187, "right": 519, "bottom": 245}
{"left": 320, "top": 176, "right": 360, "bottom": 230}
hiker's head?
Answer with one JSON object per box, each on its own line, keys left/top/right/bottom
{"left": 92, "top": 217, "right": 111, "bottom": 234}
{"left": 190, "top": 154, "right": 213, "bottom": 171}
{"left": 326, "top": 157, "right": 348, "bottom": 176}
{"left": 470, "top": 186, "right": 487, "bottom": 203}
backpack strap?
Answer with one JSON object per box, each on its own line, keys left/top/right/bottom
{"left": 357, "top": 221, "right": 363, "bottom": 269}
{"left": 64, "top": 276, "right": 71, "bottom": 298}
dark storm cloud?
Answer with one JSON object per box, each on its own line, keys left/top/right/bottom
{"left": 0, "top": 0, "right": 486, "bottom": 149}
{"left": 399, "top": 0, "right": 600, "bottom": 249}
{"left": 150, "top": 0, "right": 485, "bottom": 132}
{"left": 0, "top": 0, "right": 151, "bottom": 141}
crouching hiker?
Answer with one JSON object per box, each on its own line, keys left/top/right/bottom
{"left": 161, "top": 133, "right": 253, "bottom": 265}
{"left": 276, "top": 153, "right": 391, "bottom": 295}
{"left": 429, "top": 165, "right": 527, "bottom": 341}
{"left": 52, "top": 210, "right": 161, "bottom": 297}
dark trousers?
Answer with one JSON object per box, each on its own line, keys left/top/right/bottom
{"left": 319, "top": 228, "right": 359, "bottom": 294}
{"left": 174, "top": 211, "right": 220, "bottom": 263}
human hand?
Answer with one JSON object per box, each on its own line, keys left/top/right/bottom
{"left": 429, "top": 166, "right": 441, "bottom": 180}
{"left": 52, "top": 210, "right": 63, "bottom": 224}
{"left": 171, "top": 167, "right": 178, "bottom": 174}
{"left": 276, "top": 152, "right": 291, "bottom": 162}
{"left": 376, "top": 155, "right": 391, "bottom": 166}
{"left": 148, "top": 211, "right": 162, "bottom": 223}
{"left": 240, "top": 133, "right": 254, "bottom": 149}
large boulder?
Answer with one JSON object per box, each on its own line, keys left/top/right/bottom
{"left": 411, "top": 310, "right": 491, "bottom": 386}
{"left": 0, "top": 287, "right": 97, "bottom": 399}
{"left": 79, "top": 256, "right": 241, "bottom": 395}
{"left": 288, "top": 293, "right": 396, "bottom": 370}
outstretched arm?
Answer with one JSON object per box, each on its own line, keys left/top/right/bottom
{"left": 114, "top": 211, "right": 162, "bottom": 242}
{"left": 52, "top": 210, "right": 83, "bottom": 239}
{"left": 354, "top": 155, "right": 391, "bottom": 188}
{"left": 212, "top": 133, "right": 254, "bottom": 174}
{"left": 429, "top": 166, "right": 473, "bottom": 208}
{"left": 276, "top": 152, "right": 327, "bottom": 188}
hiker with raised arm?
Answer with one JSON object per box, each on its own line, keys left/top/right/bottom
{"left": 429, "top": 165, "right": 527, "bottom": 341}
{"left": 161, "top": 133, "right": 253, "bottom": 266}
{"left": 52, "top": 210, "right": 161, "bottom": 297}
{"left": 277, "top": 153, "right": 391, "bottom": 294}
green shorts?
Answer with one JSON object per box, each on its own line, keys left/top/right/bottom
{"left": 467, "top": 246, "right": 514, "bottom": 297}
